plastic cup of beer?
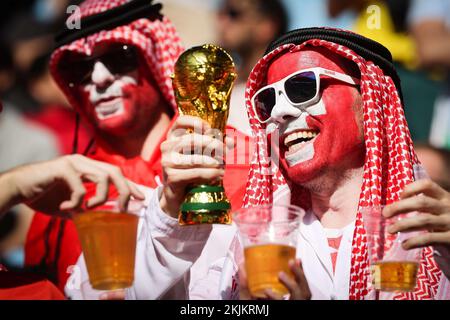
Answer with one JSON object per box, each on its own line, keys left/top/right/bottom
{"left": 73, "top": 199, "right": 143, "bottom": 290}
{"left": 233, "top": 204, "right": 304, "bottom": 298}
{"left": 361, "top": 206, "right": 421, "bottom": 292}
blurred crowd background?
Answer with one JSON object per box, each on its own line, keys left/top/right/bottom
{"left": 0, "top": 0, "right": 449, "bottom": 274}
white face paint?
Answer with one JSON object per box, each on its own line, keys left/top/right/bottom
{"left": 265, "top": 91, "right": 327, "bottom": 167}
{"left": 83, "top": 61, "right": 138, "bottom": 120}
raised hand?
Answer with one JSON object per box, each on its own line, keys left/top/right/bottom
{"left": 383, "top": 179, "right": 450, "bottom": 249}
{"left": 159, "top": 115, "right": 232, "bottom": 218}
{"left": 0, "top": 154, "right": 145, "bottom": 216}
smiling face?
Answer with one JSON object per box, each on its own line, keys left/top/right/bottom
{"left": 264, "top": 47, "right": 364, "bottom": 185}
{"left": 62, "top": 43, "right": 164, "bottom": 137}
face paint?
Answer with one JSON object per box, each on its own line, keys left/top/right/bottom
{"left": 84, "top": 61, "right": 136, "bottom": 121}
{"left": 75, "top": 50, "right": 162, "bottom": 136}
{"left": 266, "top": 48, "right": 364, "bottom": 185}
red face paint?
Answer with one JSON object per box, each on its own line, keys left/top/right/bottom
{"left": 75, "top": 62, "right": 162, "bottom": 137}
{"left": 266, "top": 48, "right": 364, "bottom": 185}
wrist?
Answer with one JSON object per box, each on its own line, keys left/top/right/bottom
{"left": 159, "top": 191, "right": 180, "bottom": 219}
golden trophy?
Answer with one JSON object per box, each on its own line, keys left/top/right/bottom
{"left": 172, "top": 44, "right": 236, "bottom": 225}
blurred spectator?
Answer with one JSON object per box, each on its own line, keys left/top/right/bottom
{"left": 215, "top": 0, "right": 288, "bottom": 135}
{"left": 324, "top": 0, "right": 443, "bottom": 142}
{"left": 1, "top": 16, "right": 54, "bottom": 113}
{"left": 339, "top": 0, "right": 416, "bottom": 67}
{"left": 408, "top": 0, "right": 450, "bottom": 149}
{"left": 415, "top": 143, "right": 450, "bottom": 191}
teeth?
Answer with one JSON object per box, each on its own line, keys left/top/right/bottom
{"left": 97, "top": 104, "right": 118, "bottom": 112}
{"left": 289, "top": 141, "right": 306, "bottom": 153}
{"left": 284, "top": 131, "right": 318, "bottom": 146}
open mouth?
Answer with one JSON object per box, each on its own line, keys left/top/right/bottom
{"left": 283, "top": 129, "right": 319, "bottom": 154}
{"left": 95, "top": 96, "right": 123, "bottom": 119}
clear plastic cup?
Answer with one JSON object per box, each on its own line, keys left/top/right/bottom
{"left": 233, "top": 204, "right": 304, "bottom": 298}
{"left": 73, "top": 199, "right": 143, "bottom": 290}
{"left": 361, "top": 206, "right": 422, "bottom": 292}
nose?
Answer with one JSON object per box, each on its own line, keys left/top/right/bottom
{"left": 270, "top": 90, "right": 302, "bottom": 123}
{"left": 91, "top": 61, "right": 115, "bottom": 90}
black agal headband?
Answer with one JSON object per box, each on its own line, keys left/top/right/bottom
{"left": 265, "top": 27, "right": 403, "bottom": 102}
{"left": 55, "top": 0, "right": 163, "bottom": 48}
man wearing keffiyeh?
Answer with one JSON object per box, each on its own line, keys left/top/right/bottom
{"left": 23, "top": 0, "right": 250, "bottom": 298}
{"left": 240, "top": 27, "right": 450, "bottom": 300}
{"left": 23, "top": 0, "right": 183, "bottom": 295}
{"left": 125, "top": 27, "right": 449, "bottom": 300}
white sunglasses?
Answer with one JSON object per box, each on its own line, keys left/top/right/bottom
{"left": 251, "top": 67, "right": 360, "bottom": 123}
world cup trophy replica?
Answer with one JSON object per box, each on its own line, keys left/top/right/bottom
{"left": 172, "top": 44, "right": 237, "bottom": 225}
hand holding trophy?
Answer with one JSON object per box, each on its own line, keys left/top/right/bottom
{"left": 172, "top": 44, "right": 237, "bottom": 225}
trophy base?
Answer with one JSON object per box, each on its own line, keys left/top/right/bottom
{"left": 179, "top": 209, "right": 231, "bottom": 225}
{"left": 178, "top": 185, "right": 231, "bottom": 225}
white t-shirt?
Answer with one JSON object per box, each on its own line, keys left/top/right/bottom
{"left": 297, "top": 212, "right": 355, "bottom": 300}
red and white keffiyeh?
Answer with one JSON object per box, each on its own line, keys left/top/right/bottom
{"left": 243, "top": 38, "right": 449, "bottom": 300}
{"left": 49, "top": 0, "right": 184, "bottom": 114}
